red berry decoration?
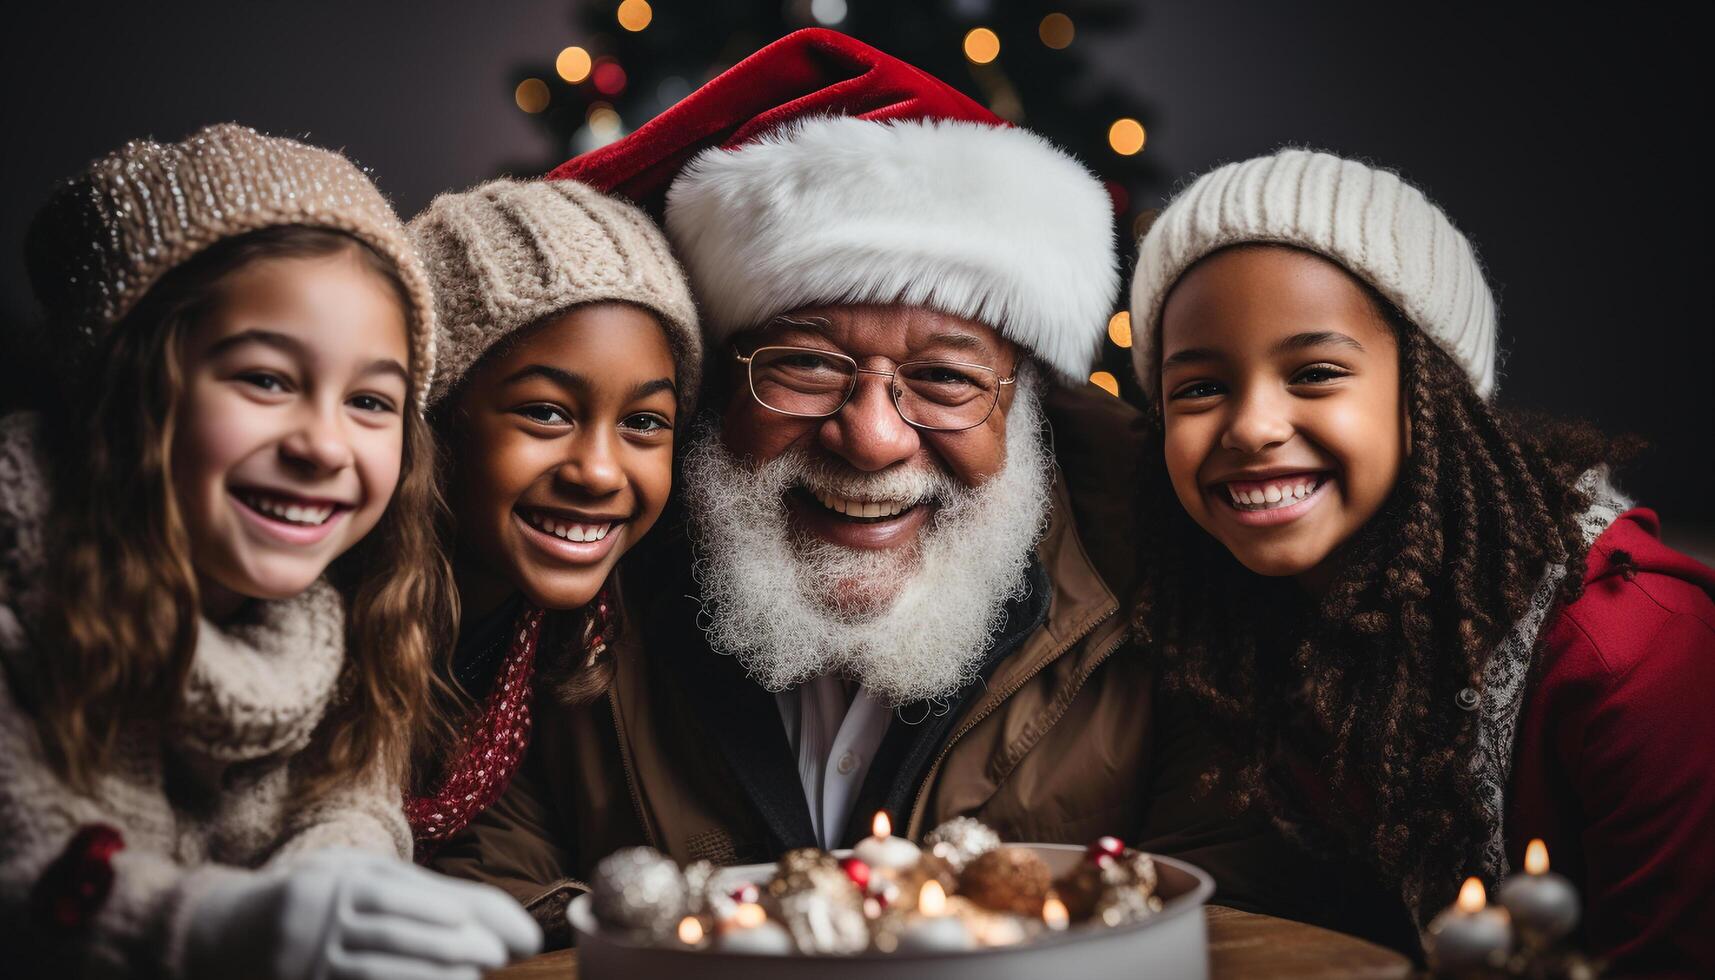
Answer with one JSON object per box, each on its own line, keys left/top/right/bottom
{"left": 729, "top": 882, "right": 760, "bottom": 905}
{"left": 839, "top": 856, "right": 872, "bottom": 891}
{"left": 1088, "top": 835, "right": 1126, "bottom": 865}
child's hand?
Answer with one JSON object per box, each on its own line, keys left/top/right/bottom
{"left": 183, "top": 848, "right": 542, "bottom": 979}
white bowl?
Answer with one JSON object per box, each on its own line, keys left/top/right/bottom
{"left": 570, "top": 844, "right": 1215, "bottom": 979}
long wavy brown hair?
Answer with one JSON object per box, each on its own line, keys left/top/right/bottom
{"left": 1130, "top": 275, "right": 1625, "bottom": 914}
{"left": 28, "top": 225, "right": 455, "bottom": 800}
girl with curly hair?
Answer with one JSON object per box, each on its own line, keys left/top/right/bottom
{"left": 2, "top": 125, "right": 536, "bottom": 978}
{"left": 1127, "top": 149, "right": 1714, "bottom": 974}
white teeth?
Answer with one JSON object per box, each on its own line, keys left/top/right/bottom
{"left": 242, "top": 492, "right": 336, "bottom": 526}
{"left": 526, "top": 513, "right": 614, "bottom": 542}
{"left": 1226, "top": 476, "right": 1323, "bottom": 512}
{"left": 811, "top": 489, "right": 910, "bottom": 519}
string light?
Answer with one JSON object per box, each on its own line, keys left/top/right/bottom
{"left": 592, "top": 58, "right": 628, "bottom": 96}
{"left": 587, "top": 105, "right": 623, "bottom": 141}
{"left": 1039, "top": 13, "right": 1075, "bottom": 49}
{"left": 617, "top": 0, "right": 652, "bottom": 32}
{"left": 1108, "top": 311, "right": 1133, "bottom": 348}
{"left": 810, "top": 0, "right": 847, "bottom": 25}
{"left": 963, "top": 27, "right": 1000, "bottom": 64}
{"left": 556, "top": 46, "right": 592, "bottom": 83}
{"left": 514, "top": 78, "right": 550, "bottom": 113}
{"left": 1090, "top": 371, "right": 1120, "bottom": 396}
{"left": 1108, "top": 118, "right": 1147, "bottom": 156}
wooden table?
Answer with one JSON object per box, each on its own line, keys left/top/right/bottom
{"left": 488, "top": 905, "right": 1412, "bottom": 979}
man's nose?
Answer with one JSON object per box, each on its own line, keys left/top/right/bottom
{"left": 819, "top": 373, "right": 920, "bottom": 472}
{"left": 1219, "top": 387, "right": 1295, "bottom": 455}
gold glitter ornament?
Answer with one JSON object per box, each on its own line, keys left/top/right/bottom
{"left": 589, "top": 847, "right": 688, "bottom": 941}
{"left": 958, "top": 846, "right": 1054, "bottom": 917}
{"left": 922, "top": 815, "right": 1002, "bottom": 873}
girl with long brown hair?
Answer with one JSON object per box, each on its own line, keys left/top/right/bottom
{"left": 1, "top": 125, "right": 537, "bottom": 978}
{"left": 1127, "top": 149, "right": 1714, "bottom": 974}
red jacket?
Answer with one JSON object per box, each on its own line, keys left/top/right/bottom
{"left": 1507, "top": 508, "right": 1715, "bottom": 976}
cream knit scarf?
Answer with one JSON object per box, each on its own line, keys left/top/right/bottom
{"left": 0, "top": 413, "right": 346, "bottom": 765}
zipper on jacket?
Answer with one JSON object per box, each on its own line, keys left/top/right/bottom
{"left": 906, "top": 603, "right": 1122, "bottom": 833}
{"left": 609, "top": 686, "right": 663, "bottom": 851}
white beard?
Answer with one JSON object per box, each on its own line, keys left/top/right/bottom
{"left": 680, "top": 372, "right": 1053, "bottom": 706}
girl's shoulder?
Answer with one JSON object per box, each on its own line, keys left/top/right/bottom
{"left": 1539, "top": 507, "right": 1715, "bottom": 688}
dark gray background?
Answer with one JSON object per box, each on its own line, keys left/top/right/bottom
{"left": 2, "top": 3, "right": 1707, "bottom": 551}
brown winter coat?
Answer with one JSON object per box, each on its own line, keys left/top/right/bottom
{"left": 430, "top": 387, "right": 1152, "bottom": 942}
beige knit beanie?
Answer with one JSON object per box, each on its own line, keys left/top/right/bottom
{"left": 25, "top": 123, "right": 437, "bottom": 402}
{"left": 1129, "top": 149, "right": 1497, "bottom": 400}
{"left": 408, "top": 177, "right": 700, "bottom": 409}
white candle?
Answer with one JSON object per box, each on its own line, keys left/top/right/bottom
{"left": 896, "top": 881, "right": 975, "bottom": 952}
{"left": 1426, "top": 878, "right": 1513, "bottom": 973}
{"left": 852, "top": 811, "right": 921, "bottom": 871}
{"left": 1497, "top": 840, "right": 1579, "bottom": 946}
{"left": 715, "top": 903, "right": 794, "bottom": 955}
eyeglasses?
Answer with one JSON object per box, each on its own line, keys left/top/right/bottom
{"left": 734, "top": 345, "right": 1017, "bottom": 432}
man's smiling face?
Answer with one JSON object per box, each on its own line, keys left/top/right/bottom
{"left": 720, "top": 304, "right": 1018, "bottom": 605}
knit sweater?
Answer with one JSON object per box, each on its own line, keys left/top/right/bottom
{"left": 0, "top": 413, "right": 410, "bottom": 978}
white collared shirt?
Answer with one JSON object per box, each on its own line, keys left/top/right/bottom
{"left": 776, "top": 674, "right": 892, "bottom": 849}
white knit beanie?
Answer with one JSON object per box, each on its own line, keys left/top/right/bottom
{"left": 1129, "top": 149, "right": 1497, "bottom": 400}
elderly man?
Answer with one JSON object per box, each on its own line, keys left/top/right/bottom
{"left": 432, "top": 31, "right": 1151, "bottom": 941}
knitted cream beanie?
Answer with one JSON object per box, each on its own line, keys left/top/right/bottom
{"left": 25, "top": 123, "right": 437, "bottom": 402}
{"left": 1129, "top": 149, "right": 1497, "bottom": 400}
{"left": 409, "top": 177, "right": 700, "bottom": 409}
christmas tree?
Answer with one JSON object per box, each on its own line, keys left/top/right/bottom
{"left": 509, "top": 0, "right": 1157, "bottom": 397}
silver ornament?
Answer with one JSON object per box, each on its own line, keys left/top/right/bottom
{"left": 922, "top": 816, "right": 1001, "bottom": 873}
{"left": 590, "top": 847, "right": 688, "bottom": 941}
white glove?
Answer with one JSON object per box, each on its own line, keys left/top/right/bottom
{"left": 182, "top": 849, "right": 542, "bottom": 980}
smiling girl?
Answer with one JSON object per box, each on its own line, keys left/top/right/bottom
{"left": 1128, "top": 150, "right": 1714, "bottom": 972}
{"left": 2, "top": 125, "right": 537, "bottom": 978}
{"left": 403, "top": 178, "right": 699, "bottom": 860}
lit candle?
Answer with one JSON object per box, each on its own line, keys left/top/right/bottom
{"left": 896, "top": 880, "right": 975, "bottom": 952}
{"left": 715, "top": 902, "right": 794, "bottom": 955}
{"left": 1042, "top": 892, "right": 1070, "bottom": 932}
{"left": 677, "top": 915, "right": 707, "bottom": 948}
{"left": 852, "top": 811, "right": 921, "bottom": 872}
{"left": 1426, "top": 878, "right": 1513, "bottom": 974}
{"left": 1497, "top": 840, "right": 1580, "bottom": 947}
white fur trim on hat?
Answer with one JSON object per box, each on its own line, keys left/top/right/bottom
{"left": 665, "top": 117, "right": 1118, "bottom": 386}
{"left": 1129, "top": 148, "right": 1498, "bottom": 400}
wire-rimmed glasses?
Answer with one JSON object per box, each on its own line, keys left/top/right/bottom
{"left": 734, "top": 345, "right": 1016, "bottom": 432}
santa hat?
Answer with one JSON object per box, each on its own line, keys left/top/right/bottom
{"left": 551, "top": 29, "right": 1118, "bottom": 386}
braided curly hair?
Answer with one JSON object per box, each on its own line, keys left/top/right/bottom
{"left": 1131, "top": 302, "right": 1626, "bottom": 914}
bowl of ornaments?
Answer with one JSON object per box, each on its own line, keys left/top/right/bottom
{"left": 569, "top": 812, "right": 1215, "bottom": 980}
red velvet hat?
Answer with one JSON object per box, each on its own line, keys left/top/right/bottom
{"left": 551, "top": 29, "right": 1117, "bottom": 385}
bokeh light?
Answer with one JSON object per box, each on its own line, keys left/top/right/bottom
{"left": 1090, "top": 371, "right": 1120, "bottom": 396}
{"left": 1039, "top": 13, "right": 1075, "bottom": 49}
{"left": 514, "top": 78, "right": 550, "bottom": 113}
{"left": 556, "top": 46, "right": 592, "bottom": 83}
{"left": 587, "top": 104, "right": 623, "bottom": 141}
{"left": 1108, "top": 118, "right": 1146, "bottom": 155}
{"left": 592, "top": 58, "right": 628, "bottom": 96}
{"left": 617, "top": 0, "right": 652, "bottom": 32}
{"left": 811, "top": 0, "right": 848, "bottom": 25}
{"left": 1108, "top": 311, "right": 1133, "bottom": 348}
{"left": 963, "top": 27, "right": 1000, "bottom": 64}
